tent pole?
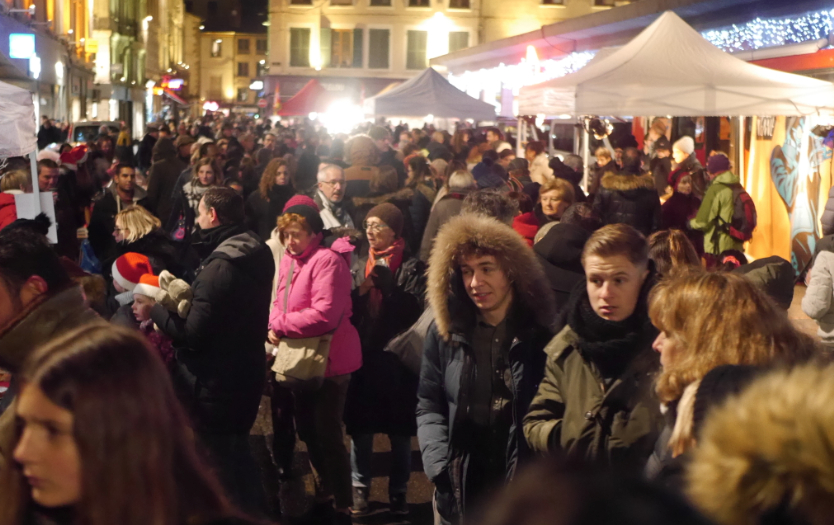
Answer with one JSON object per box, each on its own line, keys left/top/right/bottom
{"left": 737, "top": 116, "right": 745, "bottom": 186}
{"left": 517, "top": 119, "right": 525, "bottom": 159}
{"left": 29, "top": 152, "right": 41, "bottom": 214}
{"left": 582, "top": 125, "right": 590, "bottom": 191}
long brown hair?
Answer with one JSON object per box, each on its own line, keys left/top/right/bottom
{"left": 0, "top": 325, "right": 237, "bottom": 525}
{"left": 647, "top": 229, "right": 700, "bottom": 277}
{"left": 649, "top": 271, "right": 818, "bottom": 403}
{"left": 190, "top": 157, "right": 222, "bottom": 187}
{"left": 258, "top": 158, "right": 291, "bottom": 200}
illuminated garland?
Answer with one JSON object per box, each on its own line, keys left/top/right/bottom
{"left": 448, "top": 7, "right": 834, "bottom": 94}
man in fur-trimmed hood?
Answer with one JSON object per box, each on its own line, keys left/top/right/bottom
{"left": 593, "top": 147, "right": 661, "bottom": 236}
{"left": 416, "top": 213, "right": 556, "bottom": 524}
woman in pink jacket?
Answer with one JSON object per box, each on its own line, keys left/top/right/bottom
{"left": 267, "top": 195, "right": 361, "bottom": 524}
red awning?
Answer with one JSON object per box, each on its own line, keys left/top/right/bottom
{"left": 277, "top": 79, "right": 340, "bottom": 116}
{"left": 163, "top": 89, "right": 188, "bottom": 106}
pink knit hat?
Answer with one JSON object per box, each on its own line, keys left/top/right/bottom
{"left": 112, "top": 253, "right": 153, "bottom": 292}
{"left": 283, "top": 195, "right": 319, "bottom": 213}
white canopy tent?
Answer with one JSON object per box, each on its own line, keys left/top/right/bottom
{"left": 364, "top": 68, "right": 496, "bottom": 122}
{"left": 518, "top": 11, "right": 834, "bottom": 118}
{"left": 0, "top": 78, "right": 37, "bottom": 158}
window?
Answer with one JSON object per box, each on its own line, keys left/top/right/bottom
{"left": 237, "top": 88, "right": 248, "bottom": 102}
{"left": 449, "top": 0, "right": 470, "bottom": 7}
{"left": 408, "top": 0, "right": 429, "bottom": 6}
{"left": 448, "top": 31, "right": 469, "bottom": 53}
{"left": 290, "top": 28, "right": 311, "bottom": 67}
{"left": 237, "top": 62, "right": 249, "bottom": 77}
{"left": 368, "top": 29, "right": 390, "bottom": 69}
{"left": 406, "top": 30, "right": 427, "bottom": 70}
{"left": 211, "top": 39, "right": 222, "bottom": 57}
{"left": 594, "top": 0, "right": 620, "bottom": 5}
{"left": 330, "top": 0, "right": 352, "bottom": 4}
{"left": 290, "top": 0, "right": 312, "bottom": 4}
{"left": 208, "top": 75, "right": 222, "bottom": 100}
{"left": 238, "top": 39, "right": 250, "bottom": 54}
{"left": 541, "top": 0, "right": 565, "bottom": 4}
{"left": 256, "top": 39, "right": 267, "bottom": 54}
{"left": 256, "top": 61, "right": 269, "bottom": 77}
{"left": 369, "top": 0, "right": 391, "bottom": 5}
{"left": 330, "top": 29, "right": 353, "bottom": 68}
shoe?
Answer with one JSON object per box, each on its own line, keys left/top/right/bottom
{"left": 333, "top": 510, "right": 353, "bottom": 525}
{"left": 351, "top": 487, "right": 370, "bottom": 516}
{"left": 389, "top": 493, "right": 409, "bottom": 516}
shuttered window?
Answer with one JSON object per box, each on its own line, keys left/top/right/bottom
{"left": 290, "top": 28, "right": 311, "bottom": 67}
{"left": 448, "top": 32, "right": 469, "bottom": 53}
{"left": 368, "top": 29, "right": 390, "bottom": 69}
{"left": 406, "top": 30, "right": 427, "bottom": 70}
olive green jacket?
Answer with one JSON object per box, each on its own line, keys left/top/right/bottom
{"left": 523, "top": 326, "right": 662, "bottom": 470}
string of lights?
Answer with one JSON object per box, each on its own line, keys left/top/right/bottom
{"left": 448, "top": 7, "right": 834, "bottom": 97}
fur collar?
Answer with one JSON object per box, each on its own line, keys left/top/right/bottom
{"left": 427, "top": 213, "right": 556, "bottom": 341}
{"left": 352, "top": 187, "right": 414, "bottom": 207}
{"left": 600, "top": 172, "right": 656, "bottom": 192}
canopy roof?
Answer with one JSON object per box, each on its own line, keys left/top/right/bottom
{"left": 518, "top": 11, "right": 834, "bottom": 117}
{"left": 364, "top": 68, "right": 495, "bottom": 121}
{"left": 277, "top": 79, "right": 338, "bottom": 116}
{"left": 0, "top": 79, "right": 36, "bottom": 157}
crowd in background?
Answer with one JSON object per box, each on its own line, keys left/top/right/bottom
{"left": 1, "top": 111, "right": 834, "bottom": 525}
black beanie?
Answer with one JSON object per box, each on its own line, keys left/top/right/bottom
{"left": 693, "top": 364, "right": 762, "bottom": 438}
{"left": 284, "top": 204, "right": 324, "bottom": 235}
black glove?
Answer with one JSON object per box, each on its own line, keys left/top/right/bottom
{"left": 370, "top": 265, "right": 395, "bottom": 296}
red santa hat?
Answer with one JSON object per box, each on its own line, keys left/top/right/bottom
{"left": 59, "top": 145, "right": 88, "bottom": 171}
{"left": 133, "top": 273, "right": 161, "bottom": 298}
{"left": 112, "top": 253, "right": 152, "bottom": 292}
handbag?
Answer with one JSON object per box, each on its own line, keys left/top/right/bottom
{"left": 270, "top": 260, "right": 339, "bottom": 390}
{"left": 383, "top": 305, "right": 434, "bottom": 375}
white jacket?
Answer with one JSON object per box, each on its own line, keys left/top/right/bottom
{"left": 802, "top": 250, "right": 834, "bottom": 345}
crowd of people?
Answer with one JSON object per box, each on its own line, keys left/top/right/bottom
{"left": 1, "top": 112, "right": 833, "bottom": 525}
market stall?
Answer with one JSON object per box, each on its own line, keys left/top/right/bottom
{"left": 363, "top": 67, "right": 496, "bottom": 123}
{"left": 517, "top": 11, "right": 834, "bottom": 272}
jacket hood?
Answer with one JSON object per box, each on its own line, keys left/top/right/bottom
{"left": 534, "top": 222, "right": 589, "bottom": 275}
{"left": 733, "top": 255, "right": 794, "bottom": 310}
{"left": 152, "top": 137, "right": 177, "bottom": 161}
{"left": 600, "top": 171, "right": 656, "bottom": 192}
{"left": 427, "top": 213, "right": 556, "bottom": 340}
{"left": 713, "top": 170, "right": 739, "bottom": 185}
{"left": 352, "top": 187, "right": 414, "bottom": 208}
{"left": 346, "top": 135, "right": 380, "bottom": 166}
{"left": 688, "top": 364, "right": 834, "bottom": 525}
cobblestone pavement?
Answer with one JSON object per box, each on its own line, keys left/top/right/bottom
{"left": 251, "top": 396, "right": 434, "bottom": 525}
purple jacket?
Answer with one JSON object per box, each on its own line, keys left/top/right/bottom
{"left": 268, "top": 233, "right": 362, "bottom": 377}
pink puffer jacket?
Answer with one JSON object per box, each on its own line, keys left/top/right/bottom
{"left": 268, "top": 233, "right": 362, "bottom": 377}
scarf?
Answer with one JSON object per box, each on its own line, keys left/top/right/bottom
{"left": 192, "top": 223, "right": 245, "bottom": 259}
{"left": 364, "top": 237, "right": 405, "bottom": 318}
{"left": 566, "top": 281, "right": 654, "bottom": 380}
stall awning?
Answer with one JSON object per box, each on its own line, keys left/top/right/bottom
{"left": 0, "top": 78, "right": 36, "bottom": 157}
{"left": 163, "top": 89, "right": 188, "bottom": 106}
{"left": 518, "top": 11, "right": 834, "bottom": 117}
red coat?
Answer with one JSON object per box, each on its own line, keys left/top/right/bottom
{"left": 0, "top": 193, "right": 18, "bottom": 231}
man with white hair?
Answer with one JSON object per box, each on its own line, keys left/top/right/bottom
{"left": 314, "top": 163, "right": 355, "bottom": 229}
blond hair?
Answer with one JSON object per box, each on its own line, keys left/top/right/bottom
{"left": 582, "top": 224, "right": 648, "bottom": 269}
{"left": 0, "top": 169, "right": 30, "bottom": 192}
{"left": 649, "top": 271, "right": 817, "bottom": 404}
{"left": 115, "top": 205, "right": 162, "bottom": 243}
{"left": 595, "top": 147, "right": 611, "bottom": 160}
{"left": 539, "top": 178, "right": 575, "bottom": 205}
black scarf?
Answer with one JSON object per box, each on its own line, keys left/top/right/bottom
{"left": 192, "top": 223, "right": 246, "bottom": 259}
{"left": 566, "top": 279, "right": 656, "bottom": 380}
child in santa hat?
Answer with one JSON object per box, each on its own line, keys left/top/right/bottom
{"left": 132, "top": 273, "right": 173, "bottom": 366}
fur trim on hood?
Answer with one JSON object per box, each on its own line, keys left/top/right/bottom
{"left": 346, "top": 135, "right": 381, "bottom": 167}
{"left": 688, "top": 363, "right": 834, "bottom": 525}
{"left": 427, "top": 213, "right": 556, "bottom": 341}
{"left": 352, "top": 187, "right": 414, "bottom": 208}
{"left": 600, "top": 172, "right": 655, "bottom": 192}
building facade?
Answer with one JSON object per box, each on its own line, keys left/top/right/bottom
{"left": 199, "top": 30, "right": 268, "bottom": 114}
{"left": 265, "top": 0, "right": 629, "bottom": 106}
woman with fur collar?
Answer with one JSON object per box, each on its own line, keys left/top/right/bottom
{"left": 592, "top": 147, "right": 661, "bottom": 236}
{"left": 523, "top": 224, "right": 662, "bottom": 471}
{"left": 417, "top": 213, "right": 555, "bottom": 524}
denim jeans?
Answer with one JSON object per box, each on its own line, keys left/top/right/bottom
{"left": 350, "top": 433, "right": 412, "bottom": 495}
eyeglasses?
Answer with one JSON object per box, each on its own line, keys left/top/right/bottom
{"left": 363, "top": 221, "right": 390, "bottom": 233}
{"left": 321, "top": 180, "right": 345, "bottom": 187}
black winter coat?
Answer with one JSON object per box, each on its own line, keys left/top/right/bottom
{"left": 146, "top": 138, "right": 187, "bottom": 223}
{"left": 103, "top": 229, "right": 187, "bottom": 281}
{"left": 533, "top": 223, "right": 590, "bottom": 317}
{"left": 136, "top": 133, "right": 158, "bottom": 171}
{"left": 245, "top": 184, "right": 296, "bottom": 241}
{"left": 88, "top": 188, "right": 151, "bottom": 263}
{"left": 151, "top": 225, "right": 274, "bottom": 434}
{"left": 345, "top": 255, "right": 426, "bottom": 436}
{"left": 593, "top": 172, "right": 661, "bottom": 236}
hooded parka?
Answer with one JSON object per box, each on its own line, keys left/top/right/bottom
{"left": 417, "top": 213, "right": 556, "bottom": 523}
{"left": 593, "top": 171, "right": 661, "bottom": 236}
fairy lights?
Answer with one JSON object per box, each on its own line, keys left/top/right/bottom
{"left": 447, "top": 7, "right": 834, "bottom": 99}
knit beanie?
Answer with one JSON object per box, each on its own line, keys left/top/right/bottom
{"left": 133, "top": 273, "right": 161, "bottom": 298}
{"left": 366, "top": 203, "right": 404, "bottom": 238}
{"left": 673, "top": 136, "right": 695, "bottom": 156}
{"left": 707, "top": 153, "right": 731, "bottom": 175}
{"left": 283, "top": 204, "right": 324, "bottom": 235}
{"left": 283, "top": 194, "right": 319, "bottom": 213}
{"left": 112, "top": 253, "right": 153, "bottom": 292}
